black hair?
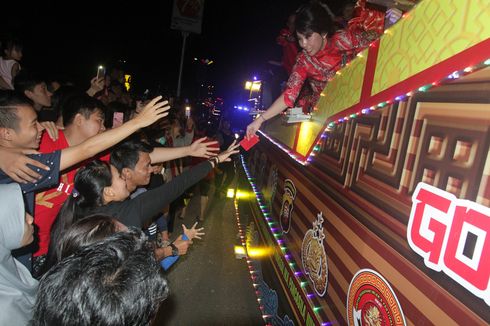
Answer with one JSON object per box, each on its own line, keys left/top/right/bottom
{"left": 54, "top": 214, "right": 119, "bottom": 263}
{"left": 50, "top": 85, "right": 81, "bottom": 121}
{"left": 47, "top": 160, "right": 113, "bottom": 270}
{"left": 1, "top": 36, "right": 23, "bottom": 55}
{"left": 62, "top": 93, "right": 105, "bottom": 127}
{"left": 110, "top": 137, "right": 153, "bottom": 174}
{"left": 295, "top": 1, "right": 335, "bottom": 37}
{"left": 0, "top": 90, "right": 33, "bottom": 130}
{"left": 32, "top": 231, "right": 169, "bottom": 326}
{"left": 13, "top": 69, "right": 45, "bottom": 94}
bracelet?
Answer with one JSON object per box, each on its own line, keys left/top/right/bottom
{"left": 258, "top": 115, "right": 266, "bottom": 122}
{"left": 208, "top": 156, "right": 218, "bottom": 168}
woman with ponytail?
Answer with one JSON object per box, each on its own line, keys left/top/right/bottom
{"left": 45, "top": 141, "right": 239, "bottom": 271}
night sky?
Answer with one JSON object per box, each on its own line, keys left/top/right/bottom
{"left": 2, "top": 0, "right": 346, "bottom": 104}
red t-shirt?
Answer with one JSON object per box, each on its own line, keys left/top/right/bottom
{"left": 34, "top": 130, "right": 109, "bottom": 256}
{"left": 277, "top": 28, "right": 299, "bottom": 75}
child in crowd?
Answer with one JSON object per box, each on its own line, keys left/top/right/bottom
{"left": 0, "top": 37, "right": 22, "bottom": 90}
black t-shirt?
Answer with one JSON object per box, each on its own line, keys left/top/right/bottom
{"left": 90, "top": 161, "right": 212, "bottom": 228}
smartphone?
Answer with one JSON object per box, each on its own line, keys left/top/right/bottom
{"left": 185, "top": 106, "right": 191, "bottom": 118}
{"left": 97, "top": 65, "right": 106, "bottom": 79}
{"left": 112, "top": 112, "right": 124, "bottom": 128}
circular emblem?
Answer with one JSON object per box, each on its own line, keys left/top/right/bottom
{"left": 279, "top": 179, "right": 296, "bottom": 233}
{"left": 347, "top": 269, "right": 406, "bottom": 326}
{"left": 301, "top": 213, "right": 328, "bottom": 296}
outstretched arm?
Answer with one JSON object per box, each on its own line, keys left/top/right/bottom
{"left": 149, "top": 137, "right": 219, "bottom": 163}
{"left": 60, "top": 96, "right": 169, "bottom": 171}
{"left": 246, "top": 94, "right": 288, "bottom": 139}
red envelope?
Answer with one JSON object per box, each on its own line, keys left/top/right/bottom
{"left": 240, "top": 135, "right": 259, "bottom": 151}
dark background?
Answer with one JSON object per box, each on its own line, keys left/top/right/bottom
{"left": 1, "top": 0, "right": 346, "bottom": 103}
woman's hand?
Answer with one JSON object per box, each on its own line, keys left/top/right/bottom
{"left": 132, "top": 96, "right": 170, "bottom": 129}
{"left": 188, "top": 137, "right": 219, "bottom": 158}
{"left": 216, "top": 140, "right": 240, "bottom": 163}
{"left": 182, "top": 222, "right": 205, "bottom": 242}
{"left": 246, "top": 117, "right": 263, "bottom": 140}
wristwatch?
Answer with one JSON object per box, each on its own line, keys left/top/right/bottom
{"left": 170, "top": 243, "right": 179, "bottom": 256}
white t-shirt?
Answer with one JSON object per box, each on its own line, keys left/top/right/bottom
{"left": 0, "top": 58, "right": 19, "bottom": 89}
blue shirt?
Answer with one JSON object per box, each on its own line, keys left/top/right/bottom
{"left": 0, "top": 151, "right": 61, "bottom": 214}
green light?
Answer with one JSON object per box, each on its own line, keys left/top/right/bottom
{"left": 300, "top": 281, "right": 307, "bottom": 287}
{"left": 350, "top": 114, "right": 356, "bottom": 118}
{"left": 484, "top": 59, "right": 490, "bottom": 65}
{"left": 418, "top": 85, "right": 431, "bottom": 92}
{"left": 314, "top": 306, "right": 321, "bottom": 312}
{"left": 289, "top": 262, "right": 295, "bottom": 267}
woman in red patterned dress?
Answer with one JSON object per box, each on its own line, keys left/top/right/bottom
{"left": 246, "top": 0, "right": 384, "bottom": 139}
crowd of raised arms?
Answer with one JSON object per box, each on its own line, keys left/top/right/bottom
{"left": 0, "top": 36, "right": 241, "bottom": 325}
{"left": 0, "top": 0, "right": 399, "bottom": 324}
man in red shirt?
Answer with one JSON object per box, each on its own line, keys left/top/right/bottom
{"left": 33, "top": 94, "right": 109, "bottom": 275}
{"left": 33, "top": 96, "right": 219, "bottom": 276}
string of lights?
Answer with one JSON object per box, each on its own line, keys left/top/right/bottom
{"left": 239, "top": 155, "right": 328, "bottom": 325}
{"left": 260, "top": 58, "right": 490, "bottom": 166}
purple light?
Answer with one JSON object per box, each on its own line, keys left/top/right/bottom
{"left": 294, "top": 271, "right": 302, "bottom": 276}
{"left": 285, "top": 254, "right": 291, "bottom": 259}
{"left": 253, "top": 76, "right": 257, "bottom": 81}
{"left": 307, "top": 293, "right": 315, "bottom": 298}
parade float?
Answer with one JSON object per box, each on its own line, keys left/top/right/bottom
{"left": 235, "top": 0, "right": 490, "bottom": 324}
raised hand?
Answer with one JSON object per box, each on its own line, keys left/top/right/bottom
{"left": 86, "top": 76, "right": 105, "bottom": 96}
{"left": 216, "top": 140, "right": 240, "bottom": 163}
{"left": 189, "top": 137, "right": 219, "bottom": 158}
{"left": 182, "top": 222, "right": 205, "bottom": 242}
{"left": 132, "top": 96, "right": 170, "bottom": 128}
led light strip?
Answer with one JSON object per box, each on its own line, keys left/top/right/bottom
{"left": 240, "top": 155, "right": 328, "bottom": 325}
{"left": 260, "top": 58, "right": 490, "bottom": 166}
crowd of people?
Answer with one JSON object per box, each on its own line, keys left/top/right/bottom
{"left": 0, "top": 29, "right": 241, "bottom": 324}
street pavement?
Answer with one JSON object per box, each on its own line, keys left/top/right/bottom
{"left": 153, "top": 176, "right": 264, "bottom": 326}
